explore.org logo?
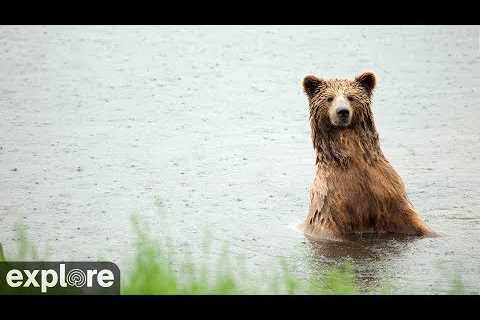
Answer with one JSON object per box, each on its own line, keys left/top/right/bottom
{"left": 0, "top": 262, "right": 120, "bottom": 294}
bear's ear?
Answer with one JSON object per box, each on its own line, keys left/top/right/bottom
{"left": 355, "top": 71, "right": 377, "bottom": 95}
{"left": 303, "top": 75, "right": 325, "bottom": 99}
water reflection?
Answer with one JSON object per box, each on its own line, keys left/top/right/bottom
{"left": 303, "top": 234, "right": 421, "bottom": 292}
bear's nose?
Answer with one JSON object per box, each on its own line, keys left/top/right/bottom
{"left": 336, "top": 107, "right": 350, "bottom": 118}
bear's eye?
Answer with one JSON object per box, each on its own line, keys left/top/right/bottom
{"left": 327, "top": 97, "right": 334, "bottom": 102}
{"left": 347, "top": 96, "right": 354, "bottom": 102}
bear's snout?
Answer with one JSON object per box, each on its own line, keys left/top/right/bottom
{"left": 334, "top": 106, "right": 351, "bottom": 126}
{"left": 329, "top": 96, "right": 353, "bottom": 127}
{"left": 336, "top": 107, "right": 350, "bottom": 119}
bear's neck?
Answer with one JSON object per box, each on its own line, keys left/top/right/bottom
{"left": 312, "top": 126, "right": 384, "bottom": 167}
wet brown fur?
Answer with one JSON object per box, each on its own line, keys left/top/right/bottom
{"left": 300, "top": 72, "right": 434, "bottom": 240}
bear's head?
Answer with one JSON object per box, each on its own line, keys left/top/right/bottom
{"left": 302, "top": 71, "right": 382, "bottom": 165}
{"left": 303, "top": 71, "right": 376, "bottom": 129}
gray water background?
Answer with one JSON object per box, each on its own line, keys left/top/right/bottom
{"left": 1, "top": 26, "right": 479, "bottom": 293}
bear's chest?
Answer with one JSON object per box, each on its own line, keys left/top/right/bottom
{"left": 312, "top": 161, "right": 403, "bottom": 216}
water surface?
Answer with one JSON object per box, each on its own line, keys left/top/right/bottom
{"left": 0, "top": 26, "right": 479, "bottom": 293}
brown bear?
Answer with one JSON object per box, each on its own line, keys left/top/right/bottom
{"left": 300, "top": 71, "right": 434, "bottom": 241}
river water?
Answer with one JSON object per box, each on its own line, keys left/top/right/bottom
{"left": 1, "top": 25, "right": 479, "bottom": 293}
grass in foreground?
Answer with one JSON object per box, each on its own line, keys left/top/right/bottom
{"left": 2, "top": 220, "right": 476, "bottom": 294}
{"left": 122, "top": 217, "right": 363, "bottom": 294}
